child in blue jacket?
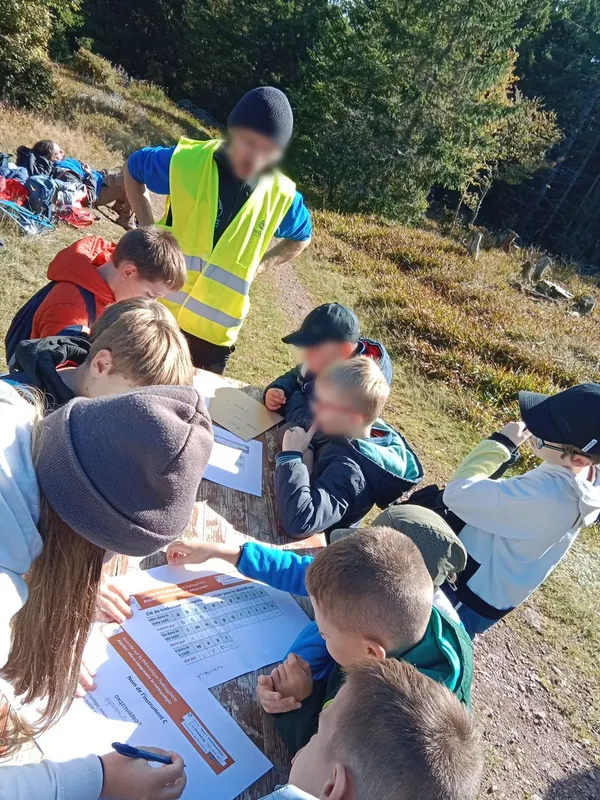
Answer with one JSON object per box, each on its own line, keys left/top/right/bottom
{"left": 274, "top": 357, "right": 422, "bottom": 539}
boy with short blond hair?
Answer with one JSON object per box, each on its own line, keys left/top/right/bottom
{"left": 5, "top": 228, "right": 186, "bottom": 355}
{"left": 275, "top": 357, "right": 422, "bottom": 538}
{"left": 5, "top": 298, "right": 193, "bottom": 407}
{"left": 441, "top": 383, "right": 600, "bottom": 637}
{"left": 167, "top": 526, "right": 473, "bottom": 753}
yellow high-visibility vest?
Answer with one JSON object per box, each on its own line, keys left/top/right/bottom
{"left": 159, "top": 138, "right": 296, "bottom": 347}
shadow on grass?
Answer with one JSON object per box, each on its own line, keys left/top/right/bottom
{"left": 545, "top": 767, "right": 599, "bottom": 799}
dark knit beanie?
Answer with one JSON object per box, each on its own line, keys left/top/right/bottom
{"left": 35, "top": 386, "right": 213, "bottom": 556}
{"left": 228, "top": 86, "right": 294, "bottom": 148}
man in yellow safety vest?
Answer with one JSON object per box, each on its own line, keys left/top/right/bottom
{"left": 124, "top": 87, "right": 312, "bottom": 374}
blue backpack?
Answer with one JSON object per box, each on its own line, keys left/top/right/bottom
{"left": 5, "top": 282, "right": 97, "bottom": 365}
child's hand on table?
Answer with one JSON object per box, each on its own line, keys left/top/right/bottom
{"left": 256, "top": 674, "right": 302, "bottom": 715}
{"left": 271, "top": 653, "right": 313, "bottom": 702}
{"left": 96, "top": 572, "right": 132, "bottom": 624}
{"left": 265, "top": 388, "right": 287, "bottom": 411}
{"left": 167, "top": 540, "right": 242, "bottom": 567}
{"left": 282, "top": 423, "right": 317, "bottom": 455}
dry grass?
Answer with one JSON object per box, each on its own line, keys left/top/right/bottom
{"left": 0, "top": 62, "right": 211, "bottom": 368}
{"left": 308, "top": 212, "right": 600, "bottom": 472}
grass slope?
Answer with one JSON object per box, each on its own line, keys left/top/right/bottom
{"left": 0, "top": 61, "right": 212, "bottom": 366}
{"left": 1, "top": 56, "right": 598, "bottom": 788}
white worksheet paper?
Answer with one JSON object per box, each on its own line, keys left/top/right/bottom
{"left": 204, "top": 424, "right": 263, "bottom": 497}
{"left": 37, "top": 626, "right": 272, "bottom": 800}
{"left": 124, "top": 561, "right": 311, "bottom": 688}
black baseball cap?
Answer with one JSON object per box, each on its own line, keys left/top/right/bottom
{"left": 282, "top": 303, "right": 360, "bottom": 347}
{"left": 518, "top": 383, "right": 600, "bottom": 455}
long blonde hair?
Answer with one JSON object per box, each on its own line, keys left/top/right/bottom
{"left": 1, "top": 418, "right": 105, "bottom": 752}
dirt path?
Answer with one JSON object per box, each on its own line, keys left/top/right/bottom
{"left": 271, "top": 259, "right": 314, "bottom": 325}
{"left": 473, "top": 623, "right": 599, "bottom": 799}
{"left": 271, "top": 260, "right": 600, "bottom": 800}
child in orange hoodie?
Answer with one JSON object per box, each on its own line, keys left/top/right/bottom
{"left": 30, "top": 228, "right": 186, "bottom": 339}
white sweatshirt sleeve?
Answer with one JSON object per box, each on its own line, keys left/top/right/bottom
{"left": 443, "top": 439, "right": 570, "bottom": 540}
{"left": 0, "top": 753, "right": 103, "bottom": 800}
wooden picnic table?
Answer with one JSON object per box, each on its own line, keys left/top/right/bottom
{"left": 109, "top": 369, "right": 325, "bottom": 800}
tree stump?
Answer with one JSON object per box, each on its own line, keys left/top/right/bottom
{"left": 532, "top": 255, "right": 552, "bottom": 282}
{"left": 466, "top": 231, "right": 483, "bottom": 260}
{"left": 501, "top": 231, "right": 519, "bottom": 253}
{"left": 520, "top": 260, "right": 535, "bottom": 283}
{"left": 573, "top": 295, "right": 596, "bottom": 316}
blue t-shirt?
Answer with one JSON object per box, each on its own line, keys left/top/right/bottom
{"left": 55, "top": 158, "right": 104, "bottom": 195}
{"left": 127, "top": 146, "right": 312, "bottom": 241}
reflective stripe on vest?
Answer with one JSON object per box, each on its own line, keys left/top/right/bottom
{"left": 158, "top": 138, "right": 296, "bottom": 347}
{"left": 182, "top": 255, "right": 251, "bottom": 296}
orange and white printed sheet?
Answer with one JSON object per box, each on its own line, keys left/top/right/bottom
{"left": 123, "top": 561, "right": 310, "bottom": 689}
{"left": 37, "top": 623, "right": 272, "bottom": 799}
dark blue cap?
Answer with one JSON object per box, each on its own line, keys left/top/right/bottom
{"left": 228, "top": 87, "right": 293, "bottom": 148}
{"left": 282, "top": 303, "right": 360, "bottom": 347}
{"left": 519, "top": 383, "right": 600, "bottom": 455}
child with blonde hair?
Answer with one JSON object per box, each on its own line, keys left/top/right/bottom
{"left": 5, "top": 298, "right": 193, "bottom": 408}
{"left": 275, "top": 357, "right": 423, "bottom": 538}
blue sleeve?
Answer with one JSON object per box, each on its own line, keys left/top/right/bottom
{"left": 287, "top": 620, "right": 335, "bottom": 682}
{"left": 281, "top": 387, "right": 314, "bottom": 429}
{"left": 275, "top": 191, "right": 312, "bottom": 241}
{"left": 55, "top": 158, "right": 84, "bottom": 178}
{"left": 126, "top": 146, "right": 175, "bottom": 195}
{"left": 237, "top": 541, "right": 313, "bottom": 596}
{"left": 265, "top": 364, "right": 301, "bottom": 400}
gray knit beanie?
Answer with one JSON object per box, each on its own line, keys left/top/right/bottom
{"left": 228, "top": 86, "right": 294, "bottom": 148}
{"left": 35, "top": 386, "right": 213, "bottom": 556}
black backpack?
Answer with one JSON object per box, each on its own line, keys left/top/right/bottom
{"left": 5, "top": 282, "right": 97, "bottom": 365}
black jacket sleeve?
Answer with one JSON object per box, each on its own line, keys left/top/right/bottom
{"left": 265, "top": 364, "right": 302, "bottom": 400}
{"left": 274, "top": 456, "right": 365, "bottom": 538}
{"left": 274, "top": 678, "right": 328, "bottom": 753}
{"left": 280, "top": 386, "right": 313, "bottom": 429}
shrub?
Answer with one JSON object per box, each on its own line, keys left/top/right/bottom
{"left": 72, "top": 48, "right": 123, "bottom": 91}
{"left": 0, "top": 0, "right": 67, "bottom": 108}
{"left": 0, "top": 48, "right": 55, "bottom": 109}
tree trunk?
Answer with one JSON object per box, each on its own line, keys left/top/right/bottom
{"left": 471, "top": 184, "right": 490, "bottom": 225}
{"left": 453, "top": 188, "right": 467, "bottom": 224}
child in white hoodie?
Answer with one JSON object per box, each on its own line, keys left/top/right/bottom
{"left": 442, "top": 383, "right": 600, "bottom": 638}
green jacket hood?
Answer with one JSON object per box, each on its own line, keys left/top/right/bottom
{"left": 397, "top": 607, "right": 473, "bottom": 706}
{"left": 349, "top": 420, "right": 423, "bottom": 507}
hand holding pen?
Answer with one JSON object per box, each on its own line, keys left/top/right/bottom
{"left": 100, "top": 744, "right": 186, "bottom": 799}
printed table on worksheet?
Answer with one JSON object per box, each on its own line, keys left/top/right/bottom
{"left": 147, "top": 583, "right": 283, "bottom": 662}
{"left": 125, "top": 561, "right": 310, "bottom": 688}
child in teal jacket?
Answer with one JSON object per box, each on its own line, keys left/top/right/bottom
{"left": 168, "top": 520, "right": 473, "bottom": 753}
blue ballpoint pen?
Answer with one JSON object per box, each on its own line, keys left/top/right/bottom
{"left": 111, "top": 742, "right": 173, "bottom": 765}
